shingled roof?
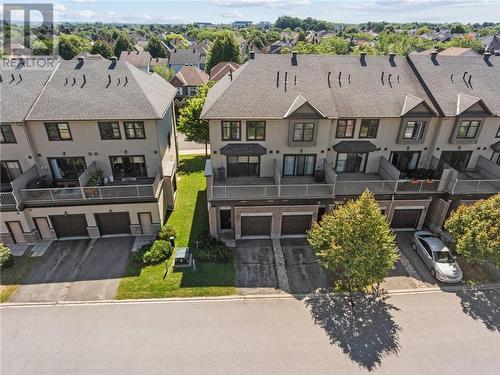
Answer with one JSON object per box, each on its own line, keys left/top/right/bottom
{"left": 201, "top": 54, "right": 437, "bottom": 119}
{"left": 169, "top": 65, "right": 209, "bottom": 87}
{"left": 408, "top": 55, "right": 500, "bottom": 116}
{"left": 0, "top": 59, "right": 54, "bottom": 123}
{"left": 24, "top": 59, "right": 177, "bottom": 121}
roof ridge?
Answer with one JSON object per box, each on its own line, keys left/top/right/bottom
{"left": 24, "top": 60, "right": 60, "bottom": 121}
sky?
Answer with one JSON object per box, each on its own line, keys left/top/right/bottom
{"left": 1, "top": 0, "right": 500, "bottom": 24}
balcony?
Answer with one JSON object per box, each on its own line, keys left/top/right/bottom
{"left": 10, "top": 163, "right": 162, "bottom": 207}
{"left": 0, "top": 191, "right": 17, "bottom": 210}
{"left": 449, "top": 156, "right": 500, "bottom": 194}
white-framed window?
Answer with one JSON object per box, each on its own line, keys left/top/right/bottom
{"left": 457, "top": 120, "right": 480, "bottom": 139}
{"left": 403, "top": 120, "right": 426, "bottom": 140}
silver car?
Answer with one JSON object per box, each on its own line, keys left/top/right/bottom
{"left": 412, "top": 231, "right": 463, "bottom": 283}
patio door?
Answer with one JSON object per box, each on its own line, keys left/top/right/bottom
{"left": 227, "top": 156, "right": 259, "bottom": 177}
{"left": 283, "top": 155, "right": 316, "bottom": 176}
{"left": 390, "top": 152, "right": 420, "bottom": 172}
{"left": 440, "top": 151, "right": 471, "bottom": 172}
{"left": 336, "top": 153, "right": 368, "bottom": 173}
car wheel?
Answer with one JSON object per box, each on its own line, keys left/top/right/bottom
{"left": 430, "top": 268, "right": 436, "bottom": 278}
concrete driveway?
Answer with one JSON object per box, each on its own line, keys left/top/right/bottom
{"left": 281, "top": 238, "right": 330, "bottom": 295}
{"left": 234, "top": 239, "right": 278, "bottom": 294}
{"left": 11, "top": 237, "right": 133, "bottom": 302}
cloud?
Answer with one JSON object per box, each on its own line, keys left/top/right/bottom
{"left": 221, "top": 10, "right": 244, "bottom": 18}
{"left": 211, "top": 0, "right": 311, "bottom": 8}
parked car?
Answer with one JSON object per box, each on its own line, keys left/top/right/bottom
{"left": 412, "top": 231, "right": 463, "bottom": 283}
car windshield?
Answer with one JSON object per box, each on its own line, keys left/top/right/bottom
{"left": 433, "top": 251, "right": 454, "bottom": 264}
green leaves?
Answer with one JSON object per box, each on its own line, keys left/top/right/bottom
{"left": 307, "top": 191, "right": 399, "bottom": 291}
{"left": 205, "top": 31, "right": 240, "bottom": 73}
{"left": 177, "top": 85, "right": 210, "bottom": 146}
{"left": 445, "top": 194, "right": 500, "bottom": 267}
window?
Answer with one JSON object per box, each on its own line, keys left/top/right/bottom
{"left": 359, "top": 119, "right": 379, "bottom": 138}
{"left": 336, "top": 119, "right": 355, "bottom": 138}
{"left": 246, "top": 121, "right": 265, "bottom": 140}
{"left": 403, "top": 120, "right": 426, "bottom": 140}
{"left": 491, "top": 152, "right": 500, "bottom": 165}
{"left": 45, "top": 122, "right": 72, "bottom": 141}
{"left": 335, "top": 153, "right": 368, "bottom": 173}
{"left": 222, "top": 121, "right": 241, "bottom": 141}
{"left": 226, "top": 155, "right": 259, "bottom": 177}
{"left": 283, "top": 155, "right": 316, "bottom": 176}
{"left": 98, "top": 122, "right": 121, "bottom": 140}
{"left": 110, "top": 155, "right": 147, "bottom": 179}
{"left": 48, "top": 157, "right": 86, "bottom": 180}
{"left": 456, "top": 120, "right": 480, "bottom": 139}
{"left": 188, "top": 87, "right": 198, "bottom": 96}
{"left": 0, "top": 161, "right": 22, "bottom": 183}
{"left": 293, "top": 123, "right": 314, "bottom": 142}
{"left": 497, "top": 126, "right": 500, "bottom": 138}
{"left": 0, "top": 125, "right": 16, "bottom": 143}
{"left": 124, "top": 121, "right": 146, "bottom": 139}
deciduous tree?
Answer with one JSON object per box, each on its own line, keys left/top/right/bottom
{"left": 145, "top": 35, "right": 168, "bottom": 58}
{"left": 114, "top": 32, "right": 134, "bottom": 58}
{"left": 90, "top": 40, "right": 113, "bottom": 59}
{"left": 205, "top": 31, "right": 240, "bottom": 73}
{"left": 307, "top": 191, "right": 399, "bottom": 301}
{"left": 445, "top": 194, "right": 500, "bottom": 268}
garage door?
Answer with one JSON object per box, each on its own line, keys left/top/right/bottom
{"left": 50, "top": 214, "right": 88, "bottom": 238}
{"left": 281, "top": 215, "right": 312, "bottom": 236}
{"left": 391, "top": 209, "right": 422, "bottom": 229}
{"left": 95, "top": 212, "right": 131, "bottom": 235}
{"left": 241, "top": 216, "right": 271, "bottom": 237}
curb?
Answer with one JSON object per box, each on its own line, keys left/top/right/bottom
{"left": 2, "top": 283, "right": 499, "bottom": 308}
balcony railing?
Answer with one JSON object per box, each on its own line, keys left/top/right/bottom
{"left": 212, "top": 184, "right": 335, "bottom": 200}
{"left": 0, "top": 192, "right": 17, "bottom": 208}
{"left": 451, "top": 179, "right": 500, "bottom": 194}
{"left": 19, "top": 184, "right": 156, "bottom": 204}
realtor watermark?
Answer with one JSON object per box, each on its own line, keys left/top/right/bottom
{"left": 2, "top": 3, "right": 56, "bottom": 68}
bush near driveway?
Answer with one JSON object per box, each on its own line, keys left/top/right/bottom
{"left": 158, "top": 224, "right": 177, "bottom": 241}
{"left": 0, "top": 243, "right": 13, "bottom": 269}
{"left": 194, "top": 232, "right": 233, "bottom": 263}
{"left": 135, "top": 240, "right": 173, "bottom": 265}
{"left": 116, "top": 155, "right": 236, "bottom": 299}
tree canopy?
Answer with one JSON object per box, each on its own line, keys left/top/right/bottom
{"left": 114, "top": 32, "right": 134, "bottom": 57}
{"left": 90, "top": 40, "right": 113, "bottom": 59}
{"left": 445, "top": 194, "right": 500, "bottom": 268}
{"left": 307, "top": 191, "right": 399, "bottom": 293}
{"left": 177, "top": 84, "right": 212, "bottom": 155}
{"left": 283, "top": 36, "right": 349, "bottom": 55}
{"left": 145, "top": 35, "right": 168, "bottom": 58}
{"left": 151, "top": 65, "right": 174, "bottom": 81}
{"left": 205, "top": 31, "right": 240, "bottom": 73}
{"left": 57, "top": 34, "right": 90, "bottom": 60}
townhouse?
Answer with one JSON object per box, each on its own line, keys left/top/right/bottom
{"left": 0, "top": 56, "right": 178, "bottom": 244}
{"left": 201, "top": 52, "right": 500, "bottom": 242}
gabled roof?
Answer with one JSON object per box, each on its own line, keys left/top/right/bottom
{"left": 456, "top": 93, "right": 492, "bottom": 116}
{"left": 169, "top": 65, "right": 209, "bottom": 87}
{"left": 401, "top": 94, "right": 435, "bottom": 116}
{"left": 119, "top": 50, "right": 152, "bottom": 67}
{"left": 24, "top": 60, "right": 177, "bottom": 121}
{"left": 409, "top": 55, "right": 500, "bottom": 116}
{"left": 284, "top": 95, "right": 326, "bottom": 118}
{"left": 209, "top": 61, "right": 240, "bottom": 82}
{"left": 168, "top": 48, "right": 206, "bottom": 66}
{"left": 202, "top": 54, "right": 438, "bottom": 119}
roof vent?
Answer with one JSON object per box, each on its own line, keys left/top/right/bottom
{"left": 77, "top": 56, "right": 84, "bottom": 64}
{"left": 430, "top": 49, "right": 438, "bottom": 58}
{"left": 249, "top": 50, "right": 255, "bottom": 60}
{"left": 291, "top": 51, "right": 298, "bottom": 66}
{"left": 484, "top": 52, "right": 492, "bottom": 61}
{"left": 360, "top": 51, "right": 367, "bottom": 66}
{"left": 229, "top": 69, "right": 233, "bottom": 81}
{"left": 111, "top": 56, "right": 117, "bottom": 63}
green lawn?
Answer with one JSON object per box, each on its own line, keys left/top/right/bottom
{"left": 116, "top": 155, "right": 236, "bottom": 299}
{"left": 1, "top": 253, "right": 39, "bottom": 303}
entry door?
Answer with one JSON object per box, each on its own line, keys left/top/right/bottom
{"left": 336, "top": 153, "right": 368, "bottom": 173}
{"left": 6, "top": 221, "right": 25, "bottom": 243}
{"left": 139, "top": 212, "right": 153, "bottom": 235}
{"left": 440, "top": 151, "right": 472, "bottom": 172}
{"left": 35, "top": 217, "right": 51, "bottom": 239}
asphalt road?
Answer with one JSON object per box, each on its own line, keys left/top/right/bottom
{"left": 2, "top": 290, "right": 499, "bottom": 374}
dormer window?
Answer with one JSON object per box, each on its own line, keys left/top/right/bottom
{"left": 456, "top": 120, "right": 480, "bottom": 140}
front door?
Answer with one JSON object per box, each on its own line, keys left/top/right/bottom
{"left": 35, "top": 217, "right": 52, "bottom": 239}
{"left": 227, "top": 156, "right": 259, "bottom": 177}
{"left": 6, "top": 221, "right": 25, "bottom": 243}
{"left": 139, "top": 212, "right": 153, "bottom": 235}
{"left": 283, "top": 155, "right": 316, "bottom": 176}
{"left": 440, "top": 151, "right": 472, "bottom": 172}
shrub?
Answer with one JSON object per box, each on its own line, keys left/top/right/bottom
{"left": 194, "top": 232, "right": 233, "bottom": 263}
{"left": 0, "top": 243, "right": 14, "bottom": 268}
{"left": 135, "top": 240, "right": 173, "bottom": 265}
{"left": 158, "top": 224, "right": 177, "bottom": 241}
